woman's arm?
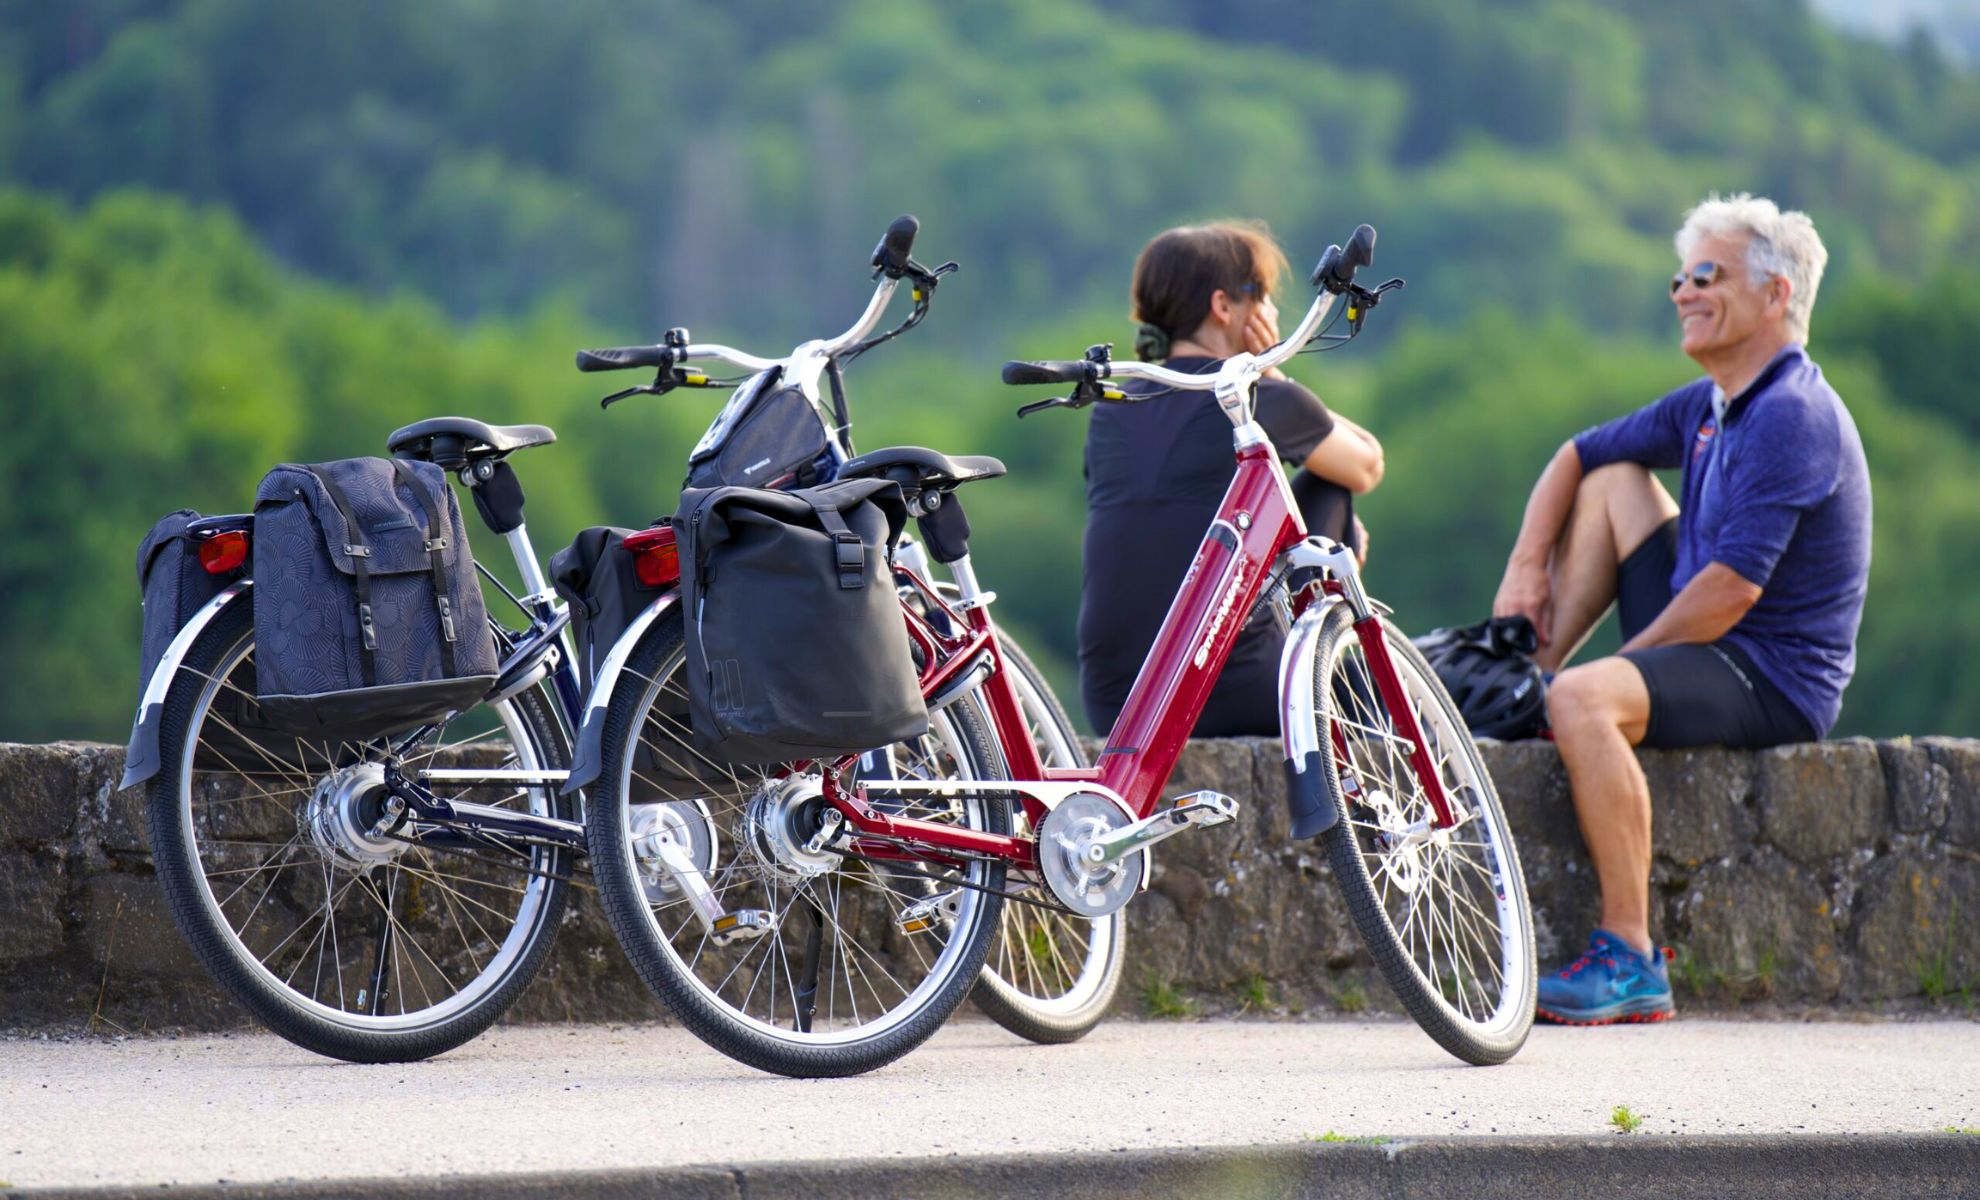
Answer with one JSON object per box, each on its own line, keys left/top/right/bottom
{"left": 1302, "top": 413, "right": 1384, "bottom": 494}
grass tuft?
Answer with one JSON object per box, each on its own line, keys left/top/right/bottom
{"left": 1610, "top": 1105, "right": 1644, "bottom": 1134}
{"left": 1303, "top": 1131, "right": 1391, "bottom": 1145}
{"left": 1946, "top": 1126, "right": 1980, "bottom": 1136}
{"left": 1233, "top": 972, "right": 1273, "bottom": 1013}
{"left": 1140, "top": 973, "right": 1198, "bottom": 1019}
{"left": 1334, "top": 979, "right": 1368, "bottom": 1014}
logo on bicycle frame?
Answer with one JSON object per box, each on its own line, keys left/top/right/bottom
{"left": 1194, "top": 559, "right": 1249, "bottom": 669}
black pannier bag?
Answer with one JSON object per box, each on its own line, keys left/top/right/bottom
{"left": 683, "top": 372, "right": 831, "bottom": 491}
{"left": 549, "top": 526, "right": 650, "bottom": 689}
{"left": 551, "top": 525, "right": 723, "bottom": 797}
{"left": 138, "top": 509, "right": 225, "bottom": 690}
{"left": 137, "top": 509, "right": 301, "bottom": 771}
{"left": 252, "top": 457, "right": 498, "bottom": 742}
{"left": 675, "top": 478, "right": 927, "bottom": 764}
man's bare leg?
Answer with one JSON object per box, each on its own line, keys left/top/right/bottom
{"left": 1547, "top": 656, "right": 1655, "bottom": 953}
{"left": 1533, "top": 464, "right": 1680, "bottom": 673}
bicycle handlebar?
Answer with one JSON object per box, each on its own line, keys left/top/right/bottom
{"left": 1002, "top": 224, "right": 1384, "bottom": 411}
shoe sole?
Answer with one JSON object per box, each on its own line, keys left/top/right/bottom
{"left": 1536, "top": 1004, "right": 1675, "bottom": 1027}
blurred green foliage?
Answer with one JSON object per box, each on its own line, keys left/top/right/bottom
{"left": 1, "top": 0, "right": 1976, "bottom": 740}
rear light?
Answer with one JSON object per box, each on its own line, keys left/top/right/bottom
{"left": 198, "top": 530, "right": 250, "bottom": 575}
{"left": 624, "top": 527, "right": 679, "bottom": 589}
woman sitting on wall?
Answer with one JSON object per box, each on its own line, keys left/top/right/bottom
{"left": 1079, "top": 221, "right": 1386, "bottom": 736}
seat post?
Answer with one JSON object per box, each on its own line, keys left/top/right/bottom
{"left": 504, "top": 524, "right": 555, "bottom": 606}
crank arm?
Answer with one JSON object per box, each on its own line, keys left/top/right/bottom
{"left": 1082, "top": 790, "right": 1239, "bottom": 870}
{"left": 636, "top": 821, "right": 775, "bottom": 947}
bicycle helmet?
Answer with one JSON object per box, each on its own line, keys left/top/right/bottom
{"left": 1412, "top": 616, "right": 1548, "bottom": 740}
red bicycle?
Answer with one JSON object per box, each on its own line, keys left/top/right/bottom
{"left": 582, "top": 225, "right": 1537, "bottom": 1077}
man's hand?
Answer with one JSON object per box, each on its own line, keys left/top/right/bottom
{"left": 1353, "top": 515, "right": 1370, "bottom": 567}
{"left": 1493, "top": 559, "right": 1552, "bottom": 647}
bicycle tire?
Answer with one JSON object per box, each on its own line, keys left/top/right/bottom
{"left": 966, "top": 630, "right": 1126, "bottom": 1043}
{"left": 1310, "top": 606, "right": 1536, "bottom": 1065}
{"left": 585, "top": 608, "right": 1008, "bottom": 1078}
{"left": 147, "top": 598, "right": 576, "bottom": 1062}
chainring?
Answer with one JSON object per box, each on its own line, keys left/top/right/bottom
{"left": 1036, "top": 792, "right": 1143, "bottom": 919}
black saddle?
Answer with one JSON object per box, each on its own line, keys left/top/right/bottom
{"left": 388, "top": 417, "right": 557, "bottom": 469}
{"left": 835, "top": 445, "right": 1006, "bottom": 492}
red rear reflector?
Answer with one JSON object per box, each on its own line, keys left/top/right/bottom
{"left": 624, "top": 527, "right": 679, "bottom": 589}
{"left": 198, "top": 530, "right": 249, "bottom": 575}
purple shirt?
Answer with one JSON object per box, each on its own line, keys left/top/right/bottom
{"left": 1572, "top": 346, "right": 1871, "bottom": 736}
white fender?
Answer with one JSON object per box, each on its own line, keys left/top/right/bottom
{"left": 561, "top": 592, "right": 680, "bottom": 794}
{"left": 120, "top": 581, "right": 253, "bottom": 790}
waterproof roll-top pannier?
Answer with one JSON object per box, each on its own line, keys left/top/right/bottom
{"left": 684, "top": 374, "right": 831, "bottom": 491}
{"left": 549, "top": 526, "right": 653, "bottom": 689}
{"left": 252, "top": 457, "right": 498, "bottom": 741}
{"left": 675, "top": 479, "right": 926, "bottom": 764}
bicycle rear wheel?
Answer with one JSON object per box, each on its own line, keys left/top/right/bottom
{"left": 147, "top": 597, "right": 575, "bottom": 1062}
{"left": 1308, "top": 606, "right": 1535, "bottom": 1064}
{"left": 586, "top": 608, "right": 1008, "bottom": 1078}
{"left": 966, "top": 632, "right": 1124, "bottom": 1043}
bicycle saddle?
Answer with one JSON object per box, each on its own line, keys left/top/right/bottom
{"left": 387, "top": 416, "right": 557, "bottom": 467}
{"left": 835, "top": 445, "right": 1006, "bottom": 491}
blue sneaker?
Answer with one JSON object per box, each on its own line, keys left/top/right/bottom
{"left": 1536, "top": 930, "right": 1676, "bottom": 1025}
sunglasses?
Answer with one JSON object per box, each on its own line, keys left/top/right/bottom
{"left": 1670, "top": 261, "right": 1722, "bottom": 295}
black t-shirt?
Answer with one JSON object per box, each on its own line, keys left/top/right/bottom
{"left": 1078, "top": 356, "right": 1342, "bottom": 736}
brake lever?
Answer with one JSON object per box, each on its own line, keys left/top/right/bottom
{"left": 1016, "top": 396, "right": 1073, "bottom": 419}
{"left": 601, "top": 365, "right": 710, "bottom": 409}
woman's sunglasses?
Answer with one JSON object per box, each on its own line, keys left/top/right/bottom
{"left": 1670, "top": 261, "right": 1721, "bottom": 295}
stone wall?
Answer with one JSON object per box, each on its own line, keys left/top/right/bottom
{"left": 1, "top": 738, "right": 1975, "bottom": 1032}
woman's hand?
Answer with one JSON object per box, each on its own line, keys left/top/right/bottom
{"left": 1353, "top": 515, "right": 1370, "bottom": 567}
{"left": 1243, "top": 298, "right": 1286, "bottom": 380}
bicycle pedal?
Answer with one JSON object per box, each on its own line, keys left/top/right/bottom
{"left": 1172, "top": 790, "right": 1239, "bottom": 827}
{"left": 710, "top": 909, "right": 777, "bottom": 946}
{"left": 897, "top": 889, "right": 962, "bottom": 935}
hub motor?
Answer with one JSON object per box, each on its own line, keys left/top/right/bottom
{"left": 300, "top": 762, "right": 407, "bottom": 872}
{"left": 742, "top": 774, "right": 842, "bottom": 883}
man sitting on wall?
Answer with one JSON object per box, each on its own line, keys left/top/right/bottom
{"left": 1492, "top": 194, "right": 1872, "bottom": 1025}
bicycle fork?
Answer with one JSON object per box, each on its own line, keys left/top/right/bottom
{"left": 1278, "top": 537, "right": 1455, "bottom": 840}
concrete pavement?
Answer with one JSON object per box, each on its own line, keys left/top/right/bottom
{"left": 4, "top": 1017, "right": 1977, "bottom": 1195}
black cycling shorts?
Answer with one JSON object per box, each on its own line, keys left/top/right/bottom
{"left": 1613, "top": 519, "right": 1813, "bottom": 750}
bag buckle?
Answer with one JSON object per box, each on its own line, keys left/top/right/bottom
{"left": 437, "top": 596, "right": 457, "bottom": 642}
{"left": 358, "top": 602, "right": 378, "bottom": 650}
{"left": 833, "top": 532, "right": 866, "bottom": 589}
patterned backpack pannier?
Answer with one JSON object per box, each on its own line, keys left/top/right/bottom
{"left": 252, "top": 457, "right": 498, "bottom": 742}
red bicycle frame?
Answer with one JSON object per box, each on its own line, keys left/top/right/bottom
{"left": 821, "top": 430, "right": 1453, "bottom": 875}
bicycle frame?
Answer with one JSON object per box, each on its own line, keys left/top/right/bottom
{"left": 818, "top": 294, "right": 1455, "bottom": 878}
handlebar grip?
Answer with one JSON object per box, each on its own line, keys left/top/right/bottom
{"left": 1311, "top": 225, "right": 1378, "bottom": 293}
{"left": 1001, "top": 360, "right": 1090, "bottom": 386}
{"left": 576, "top": 346, "right": 672, "bottom": 373}
{"left": 1342, "top": 224, "right": 1376, "bottom": 274}
{"left": 872, "top": 214, "right": 920, "bottom": 275}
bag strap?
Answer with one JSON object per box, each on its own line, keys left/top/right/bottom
{"left": 391, "top": 458, "right": 461, "bottom": 678}
{"left": 304, "top": 467, "right": 378, "bottom": 688}
{"left": 801, "top": 492, "right": 865, "bottom": 590}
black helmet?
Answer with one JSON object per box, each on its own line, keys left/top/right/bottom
{"left": 1412, "top": 616, "right": 1548, "bottom": 740}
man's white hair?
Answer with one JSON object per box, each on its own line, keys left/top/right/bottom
{"left": 1675, "top": 193, "right": 1828, "bottom": 342}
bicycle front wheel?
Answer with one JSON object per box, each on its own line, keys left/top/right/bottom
{"left": 147, "top": 598, "right": 575, "bottom": 1062}
{"left": 1309, "top": 606, "right": 1536, "bottom": 1064}
{"left": 586, "top": 609, "right": 1008, "bottom": 1078}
